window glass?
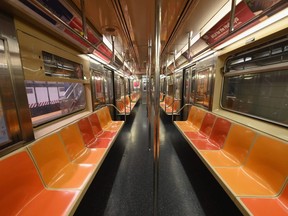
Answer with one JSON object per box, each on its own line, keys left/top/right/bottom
{"left": 222, "top": 36, "right": 288, "bottom": 127}
{"left": 190, "top": 70, "right": 196, "bottom": 104}
{"left": 222, "top": 70, "right": 288, "bottom": 126}
{"left": 195, "top": 67, "right": 213, "bottom": 108}
{"left": 114, "top": 75, "right": 125, "bottom": 111}
{"left": 92, "top": 72, "right": 105, "bottom": 107}
{"left": 0, "top": 98, "right": 9, "bottom": 145}
{"left": 183, "top": 69, "right": 190, "bottom": 103}
{"left": 166, "top": 75, "right": 174, "bottom": 97}
{"left": 43, "top": 51, "right": 83, "bottom": 79}
{"left": 104, "top": 69, "right": 114, "bottom": 104}
{"left": 115, "top": 75, "right": 124, "bottom": 99}
{"left": 174, "top": 73, "right": 183, "bottom": 100}
{"left": 25, "top": 81, "right": 86, "bottom": 126}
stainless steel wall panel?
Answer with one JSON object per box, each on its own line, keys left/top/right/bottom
{"left": 0, "top": 13, "right": 34, "bottom": 154}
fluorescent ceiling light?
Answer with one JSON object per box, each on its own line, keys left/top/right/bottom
{"left": 88, "top": 53, "right": 119, "bottom": 71}
{"left": 103, "top": 36, "right": 124, "bottom": 62}
{"left": 193, "top": 50, "right": 215, "bottom": 62}
{"left": 88, "top": 53, "right": 107, "bottom": 65}
{"left": 103, "top": 35, "right": 112, "bottom": 51}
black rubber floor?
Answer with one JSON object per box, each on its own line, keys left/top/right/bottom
{"left": 74, "top": 102, "right": 243, "bottom": 216}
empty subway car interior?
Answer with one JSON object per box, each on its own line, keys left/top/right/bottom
{"left": 0, "top": 0, "right": 288, "bottom": 215}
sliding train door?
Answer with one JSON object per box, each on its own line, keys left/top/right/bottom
{"left": 0, "top": 13, "right": 33, "bottom": 155}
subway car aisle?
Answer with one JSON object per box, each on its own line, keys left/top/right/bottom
{"left": 75, "top": 102, "right": 154, "bottom": 216}
{"left": 75, "top": 102, "right": 242, "bottom": 216}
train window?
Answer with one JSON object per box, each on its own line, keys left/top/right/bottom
{"left": 0, "top": 98, "right": 9, "bottom": 146}
{"left": 183, "top": 69, "right": 191, "bottom": 104}
{"left": 90, "top": 62, "right": 114, "bottom": 110}
{"left": 125, "top": 77, "right": 130, "bottom": 96}
{"left": 91, "top": 71, "right": 105, "bottom": 108}
{"left": 222, "top": 36, "right": 288, "bottom": 127}
{"left": 26, "top": 88, "right": 34, "bottom": 94}
{"left": 25, "top": 81, "right": 86, "bottom": 126}
{"left": 174, "top": 73, "right": 183, "bottom": 100}
{"left": 43, "top": 51, "right": 83, "bottom": 79}
{"left": 194, "top": 67, "right": 213, "bottom": 108}
{"left": 104, "top": 69, "right": 114, "bottom": 104}
{"left": 114, "top": 75, "right": 125, "bottom": 112}
{"left": 166, "top": 75, "right": 174, "bottom": 96}
{"left": 190, "top": 70, "right": 196, "bottom": 104}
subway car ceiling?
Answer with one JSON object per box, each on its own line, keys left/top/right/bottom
{"left": 0, "top": 0, "right": 288, "bottom": 155}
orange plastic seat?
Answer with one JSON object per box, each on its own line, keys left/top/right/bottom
{"left": 102, "top": 106, "right": 124, "bottom": 128}
{"left": 125, "top": 95, "right": 136, "bottom": 110}
{"left": 185, "top": 112, "right": 216, "bottom": 140}
{"left": 161, "top": 95, "right": 173, "bottom": 112}
{"left": 78, "top": 117, "right": 111, "bottom": 148}
{"left": 191, "top": 117, "right": 231, "bottom": 150}
{"left": 165, "top": 100, "right": 180, "bottom": 114}
{"left": 97, "top": 107, "right": 124, "bottom": 131}
{"left": 116, "top": 100, "right": 126, "bottom": 113}
{"left": 0, "top": 150, "right": 79, "bottom": 216}
{"left": 215, "top": 135, "right": 288, "bottom": 196}
{"left": 117, "top": 97, "right": 131, "bottom": 114}
{"left": 59, "top": 123, "right": 106, "bottom": 164}
{"left": 175, "top": 107, "right": 206, "bottom": 132}
{"left": 88, "top": 113, "right": 116, "bottom": 139}
{"left": 29, "top": 134, "right": 95, "bottom": 189}
{"left": 201, "top": 124, "right": 256, "bottom": 166}
{"left": 240, "top": 182, "right": 288, "bottom": 216}
{"left": 131, "top": 92, "right": 140, "bottom": 102}
{"left": 174, "top": 106, "right": 198, "bottom": 128}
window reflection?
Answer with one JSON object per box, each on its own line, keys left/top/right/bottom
{"left": 0, "top": 98, "right": 9, "bottom": 145}
{"left": 25, "top": 81, "right": 86, "bottom": 126}
{"left": 222, "top": 70, "right": 288, "bottom": 126}
{"left": 195, "top": 67, "right": 213, "bottom": 108}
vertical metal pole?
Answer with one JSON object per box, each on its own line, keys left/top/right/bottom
{"left": 111, "top": 35, "right": 116, "bottom": 62}
{"left": 148, "top": 40, "right": 152, "bottom": 150}
{"left": 173, "top": 50, "right": 177, "bottom": 68}
{"left": 112, "top": 70, "right": 117, "bottom": 119}
{"left": 188, "top": 31, "right": 193, "bottom": 60}
{"left": 153, "top": 0, "right": 161, "bottom": 214}
{"left": 229, "top": 0, "right": 236, "bottom": 33}
{"left": 80, "top": 0, "right": 88, "bottom": 39}
{"left": 123, "top": 77, "right": 126, "bottom": 121}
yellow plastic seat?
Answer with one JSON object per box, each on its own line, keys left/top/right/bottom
{"left": 174, "top": 106, "right": 197, "bottom": 130}
{"left": 97, "top": 107, "right": 124, "bottom": 131}
{"left": 215, "top": 135, "right": 288, "bottom": 196}
{"left": 175, "top": 107, "right": 206, "bottom": 132}
{"left": 201, "top": 124, "right": 256, "bottom": 166}
{"left": 59, "top": 123, "right": 106, "bottom": 164}
{"left": 29, "top": 134, "right": 95, "bottom": 189}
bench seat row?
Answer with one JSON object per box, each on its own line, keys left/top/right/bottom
{"left": 159, "top": 95, "right": 180, "bottom": 115}
{"left": 174, "top": 106, "right": 288, "bottom": 216}
{"left": 116, "top": 94, "right": 138, "bottom": 115}
{"left": 0, "top": 106, "right": 124, "bottom": 216}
